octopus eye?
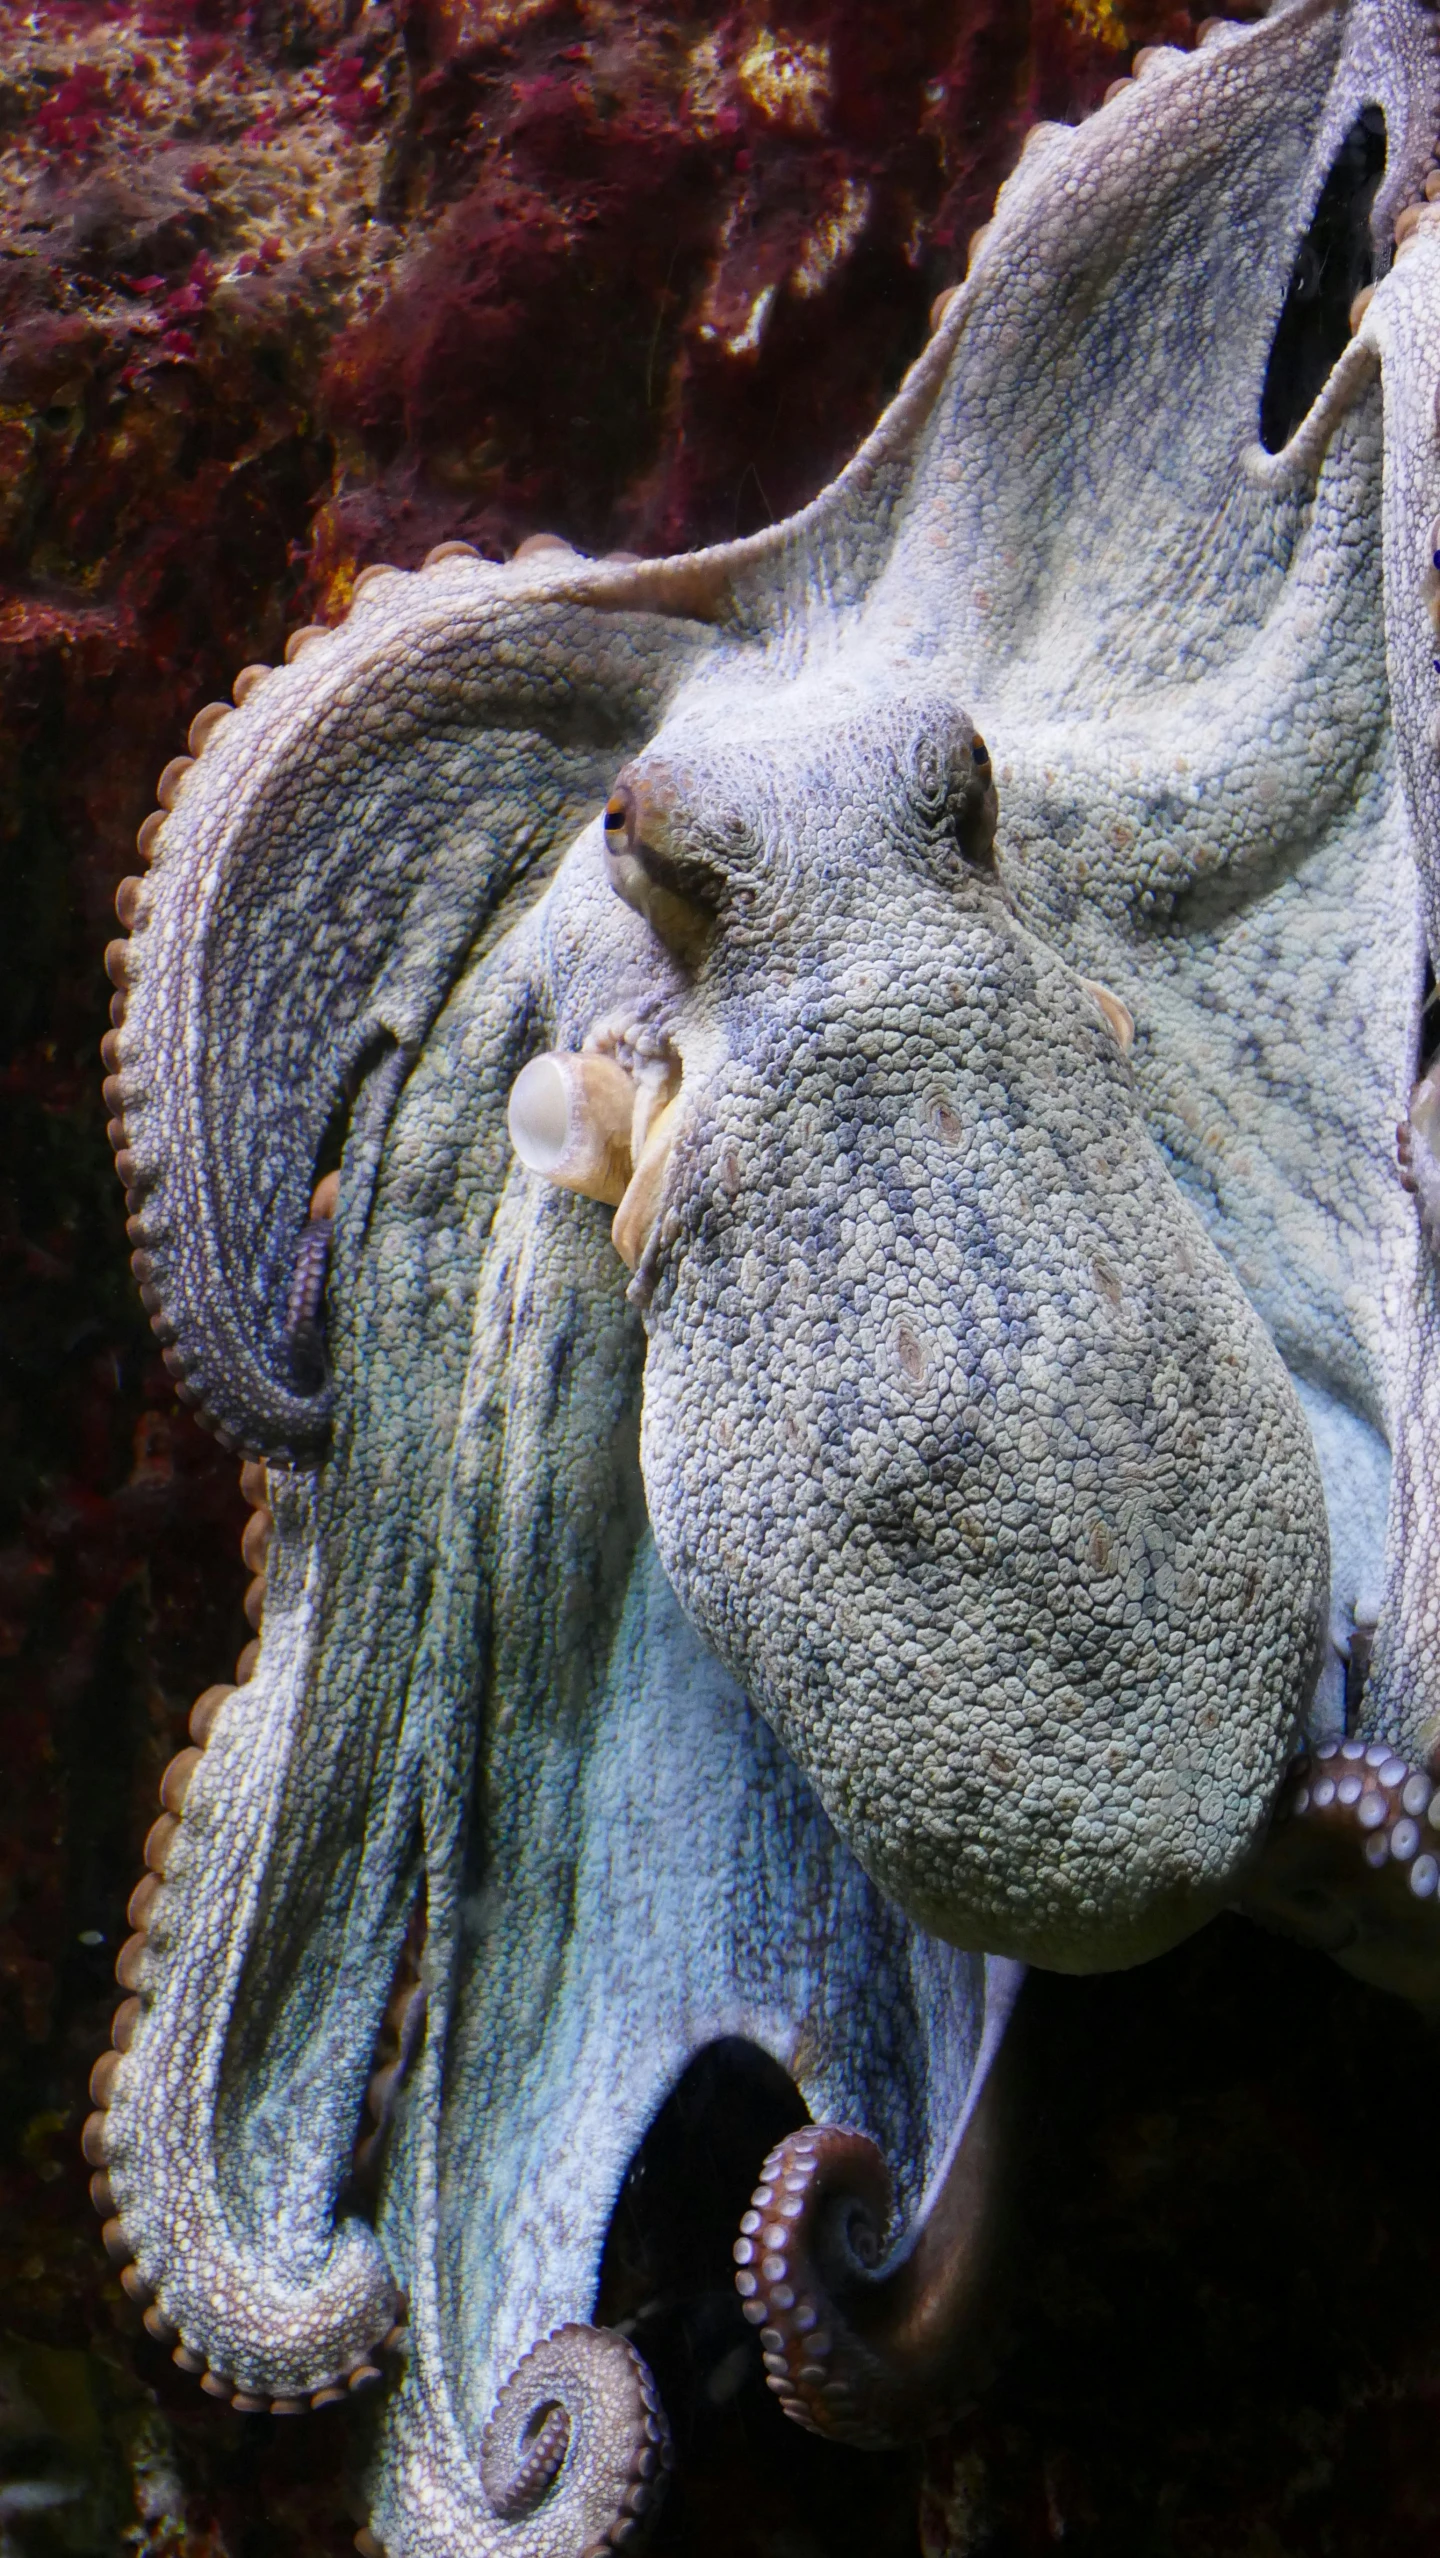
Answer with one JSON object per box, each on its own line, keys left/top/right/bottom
{"left": 907, "top": 725, "right": 998, "bottom": 876}
{"left": 600, "top": 771, "right": 715, "bottom": 966}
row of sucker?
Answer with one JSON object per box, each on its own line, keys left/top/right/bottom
{"left": 1248, "top": 1734, "right": 1440, "bottom": 2004}
{"left": 733, "top": 2125, "right": 895, "bottom": 2447}
{"left": 1281, "top": 1735, "right": 1440, "bottom": 1888}
{"left": 349, "top": 1895, "right": 428, "bottom": 2201}
{"left": 81, "top": 1457, "right": 409, "bottom": 2412}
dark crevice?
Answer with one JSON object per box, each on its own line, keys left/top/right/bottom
{"left": 285, "top": 1028, "right": 397, "bottom": 1394}
{"left": 342, "top": 1879, "right": 427, "bottom": 2220}
{"left": 308, "top": 1023, "right": 399, "bottom": 1196}
{"left": 1417, "top": 956, "right": 1439, "bottom": 1078}
{"left": 1344, "top": 1622, "right": 1373, "bottom": 1726}
{"left": 1260, "top": 104, "right": 1386, "bottom": 455}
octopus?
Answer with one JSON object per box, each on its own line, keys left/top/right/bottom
{"left": 78, "top": 1, "right": 1440, "bottom": 2549}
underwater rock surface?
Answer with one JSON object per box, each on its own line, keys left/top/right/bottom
{"left": 17, "top": 1, "right": 1440, "bottom": 2552}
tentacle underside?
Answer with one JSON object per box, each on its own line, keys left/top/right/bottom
{"left": 90, "top": 568, "right": 718, "bottom": 2418}
{"left": 1244, "top": 1730, "right": 1440, "bottom": 2000}
{"left": 732, "top": 1972, "right": 1022, "bottom": 2448}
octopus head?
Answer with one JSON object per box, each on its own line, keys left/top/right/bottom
{"left": 558, "top": 682, "right": 1331, "bottom": 1972}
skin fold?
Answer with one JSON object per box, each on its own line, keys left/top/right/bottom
{"left": 82, "top": 1, "right": 1440, "bottom": 2546}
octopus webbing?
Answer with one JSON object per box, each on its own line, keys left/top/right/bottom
{"left": 84, "top": 0, "right": 1440, "bottom": 2547}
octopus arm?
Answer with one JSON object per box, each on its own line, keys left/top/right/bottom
{"left": 94, "top": 924, "right": 566, "bottom": 2400}
{"left": 95, "top": 1456, "right": 416, "bottom": 2401}
{"left": 90, "top": 564, "right": 715, "bottom": 2407}
{"left": 104, "top": 562, "right": 713, "bottom": 1460}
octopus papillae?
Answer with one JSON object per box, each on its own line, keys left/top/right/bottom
{"left": 80, "top": 3, "right": 1440, "bottom": 2549}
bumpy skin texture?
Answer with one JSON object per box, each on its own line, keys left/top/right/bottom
{"left": 86, "top": 1, "right": 1440, "bottom": 2548}
{"left": 631, "top": 690, "right": 1324, "bottom": 1966}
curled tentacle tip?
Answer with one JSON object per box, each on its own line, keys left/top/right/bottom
{"left": 481, "top": 2326, "right": 671, "bottom": 2550}
{"left": 732, "top": 2093, "right": 1012, "bottom": 2450}
{"left": 734, "top": 2125, "right": 897, "bottom": 2443}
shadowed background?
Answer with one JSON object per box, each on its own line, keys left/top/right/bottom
{"left": 11, "top": 2, "right": 1439, "bottom": 2552}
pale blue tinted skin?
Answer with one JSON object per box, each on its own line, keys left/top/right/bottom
{"left": 93, "top": 3, "right": 1440, "bottom": 2548}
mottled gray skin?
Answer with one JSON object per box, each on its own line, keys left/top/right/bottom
{"left": 626, "top": 686, "right": 1323, "bottom": 1966}
{"left": 92, "top": 1, "right": 1440, "bottom": 2549}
